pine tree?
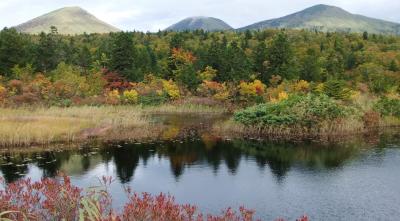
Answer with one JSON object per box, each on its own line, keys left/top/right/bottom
{"left": 389, "top": 60, "right": 399, "bottom": 72}
{"left": 266, "top": 31, "right": 296, "bottom": 80}
{"left": 300, "top": 48, "right": 322, "bottom": 82}
{"left": 34, "top": 32, "right": 61, "bottom": 73}
{"left": 253, "top": 41, "right": 268, "bottom": 83}
{"left": 0, "top": 28, "right": 27, "bottom": 78}
{"left": 110, "top": 32, "right": 136, "bottom": 80}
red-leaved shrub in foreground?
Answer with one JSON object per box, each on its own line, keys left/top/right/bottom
{"left": 0, "top": 176, "right": 308, "bottom": 221}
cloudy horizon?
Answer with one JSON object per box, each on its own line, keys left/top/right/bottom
{"left": 1, "top": 0, "right": 399, "bottom": 32}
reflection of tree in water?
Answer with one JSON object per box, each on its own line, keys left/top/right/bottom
{"left": 1, "top": 129, "right": 398, "bottom": 184}
{"left": 231, "top": 140, "right": 361, "bottom": 181}
{"left": 108, "top": 143, "right": 156, "bottom": 183}
{"left": 0, "top": 154, "right": 29, "bottom": 183}
{"left": 36, "top": 151, "right": 68, "bottom": 178}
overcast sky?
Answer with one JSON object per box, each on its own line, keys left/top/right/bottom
{"left": 1, "top": 0, "right": 399, "bottom": 31}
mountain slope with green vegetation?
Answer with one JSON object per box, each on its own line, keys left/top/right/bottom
{"left": 239, "top": 4, "right": 400, "bottom": 34}
{"left": 15, "top": 6, "right": 120, "bottom": 35}
{"left": 166, "top": 16, "right": 233, "bottom": 31}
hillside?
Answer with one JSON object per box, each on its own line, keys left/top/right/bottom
{"left": 239, "top": 4, "right": 400, "bottom": 34}
{"left": 166, "top": 16, "right": 233, "bottom": 32}
{"left": 15, "top": 7, "right": 120, "bottom": 35}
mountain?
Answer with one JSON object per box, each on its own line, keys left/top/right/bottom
{"left": 166, "top": 16, "right": 233, "bottom": 32}
{"left": 239, "top": 4, "right": 400, "bottom": 34}
{"left": 15, "top": 7, "right": 120, "bottom": 35}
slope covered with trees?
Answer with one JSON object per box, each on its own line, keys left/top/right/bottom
{"left": 0, "top": 27, "right": 399, "bottom": 136}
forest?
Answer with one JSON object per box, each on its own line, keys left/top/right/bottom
{"left": 0, "top": 27, "right": 399, "bottom": 139}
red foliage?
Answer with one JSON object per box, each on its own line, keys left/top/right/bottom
{"left": 0, "top": 176, "right": 309, "bottom": 221}
{"left": 103, "top": 69, "right": 132, "bottom": 91}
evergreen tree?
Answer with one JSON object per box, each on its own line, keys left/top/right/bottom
{"left": 300, "top": 48, "right": 322, "bottom": 82}
{"left": 266, "top": 31, "right": 296, "bottom": 80}
{"left": 78, "top": 45, "right": 92, "bottom": 72}
{"left": 363, "top": 31, "right": 369, "bottom": 40}
{"left": 389, "top": 60, "right": 399, "bottom": 72}
{"left": 0, "top": 28, "right": 27, "bottom": 78}
{"left": 34, "top": 32, "right": 61, "bottom": 73}
{"left": 224, "top": 41, "right": 251, "bottom": 81}
{"left": 253, "top": 41, "right": 268, "bottom": 82}
{"left": 110, "top": 32, "right": 136, "bottom": 80}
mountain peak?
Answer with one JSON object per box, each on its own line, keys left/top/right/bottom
{"left": 15, "top": 6, "right": 120, "bottom": 35}
{"left": 239, "top": 4, "right": 400, "bottom": 34}
{"left": 166, "top": 16, "right": 232, "bottom": 32}
{"left": 301, "top": 4, "right": 351, "bottom": 16}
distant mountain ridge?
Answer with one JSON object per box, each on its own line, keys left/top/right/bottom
{"left": 15, "top": 7, "right": 120, "bottom": 35}
{"left": 12, "top": 4, "right": 400, "bottom": 35}
{"left": 166, "top": 16, "right": 233, "bottom": 32}
{"left": 238, "top": 4, "right": 400, "bottom": 34}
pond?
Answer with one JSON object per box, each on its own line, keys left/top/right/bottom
{"left": 0, "top": 114, "right": 399, "bottom": 220}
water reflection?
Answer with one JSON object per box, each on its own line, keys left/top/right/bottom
{"left": 1, "top": 132, "right": 397, "bottom": 184}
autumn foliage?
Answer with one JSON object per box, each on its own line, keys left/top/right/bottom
{"left": 0, "top": 176, "right": 308, "bottom": 221}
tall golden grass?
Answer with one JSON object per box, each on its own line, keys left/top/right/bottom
{"left": 0, "top": 106, "right": 148, "bottom": 147}
{"left": 213, "top": 117, "right": 367, "bottom": 142}
{"left": 0, "top": 104, "right": 227, "bottom": 147}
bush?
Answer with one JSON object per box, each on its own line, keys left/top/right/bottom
{"left": 0, "top": 85, "right": 6, "bottom": 101}
{"left": 321, "top": 79, "right": 352, "bottom": 100}
{"left": 123, "top": 89, "right": 139, "bottom": 104}
{"left": 374, "top": 97, "right": 400, "bottom": 117}
{"left": 0, "top": 176, "right": 308, "bottom": 221}
{"left": 139, "top": 93, "right": 167, "bottom": 106}
{"left": 238, "top": 80, "right": 266, "bottom": 101}
{"left": 105, "top": 89, "right": 120, "bottom": 105}
{"left": 162, "top": 79, "right": 180, "bottom": 99}
{"left": 234, "top": 94, "right": 356, "bottom": 128}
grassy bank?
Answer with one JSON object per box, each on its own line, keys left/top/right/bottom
{"left": 0, "top": 106, "right": 148, "bottom": 147}
{"left": 214, "top": 94, "right": 400, "bottom": 142}
{"left": 0, "top": 104, "right": 227, "bottom": 148}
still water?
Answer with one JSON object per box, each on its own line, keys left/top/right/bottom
{"left": 0, "top": 115, "right": 399, "bottom": 220}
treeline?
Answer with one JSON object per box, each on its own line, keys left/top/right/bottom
{"left": 0, "top": 27, "right": 399, "bottom": 105}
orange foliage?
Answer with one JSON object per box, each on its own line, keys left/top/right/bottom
{"left": 171, "top": 48, "right": 197, "bottom": 64}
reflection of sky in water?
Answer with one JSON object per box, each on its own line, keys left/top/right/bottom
{"left": 0, "top": 139, "right": 399, "bottom": 221}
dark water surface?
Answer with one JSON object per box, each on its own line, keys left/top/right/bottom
{"left": 1, "top": 115, "right": 399, "bottom": 220}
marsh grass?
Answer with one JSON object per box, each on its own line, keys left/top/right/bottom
{"left": 0, "top": 106, "right": 148, "bottom": 147}
{"left": 143, "top": 103, "right": 227, "bottom": 114}
{"left": 0, "top": 104, "right": 227, "bottom": 148}
{"left": 213, "top": 117, "right": 367, "bottom": 142}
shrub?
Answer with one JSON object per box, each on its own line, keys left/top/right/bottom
{"left": 1, "top": 176, "right": 281, "bottom": 221}
{"left": 51, "top": 63, "right": 90, "bottom": 98}
{"left": 321, "top": 79, "right": 352, "bottom": 100}
{"left": 162, "top": 79, "right": 180, "bottom": 99}
{"left": 0, "top": 85, "right": 6, "bottom": 102}
{"left": 197, "top": 80, "right": 230, "bottom": 101}
{"left": 198, "top": 66, "right": 217, "bottom": 81}
{"left": 293, "top": 80, "right": 310, "bottom": 93}
{"left": 234, "top": 94, "right": 356, "bottom": 128}
{"left": 8, "top": 79, "right": 23, "bottom": 95}
{"left": 123, "top": 89, "right": 139, "bottom": 104}
{"left": 374, "top": 97, "right": 400, "bottom": 117}
{"left": 106, "top": 89, "right": 121, "bottom": 105}
{"left": 139, "top": 93, "right": 167, "bottom": 106}
{"left": 238, "top": 80, "right": 266, "bottom": 101}
{"left": 31, "top": 74, "right": 53, "bottom": 100}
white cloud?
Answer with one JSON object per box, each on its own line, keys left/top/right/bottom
{"left": 0, "top": 0, "right": 399, "bottom": 32}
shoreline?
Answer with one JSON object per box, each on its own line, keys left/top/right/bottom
{"left": 0, "top": 104, "right": 399, "bottom": 149}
